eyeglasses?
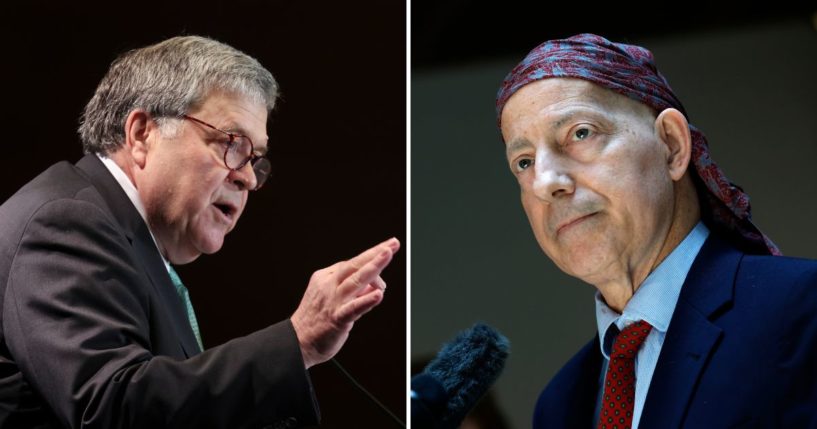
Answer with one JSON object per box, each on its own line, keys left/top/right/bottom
{"left": 182, "top": 115, "right": 271, "bottom": 190}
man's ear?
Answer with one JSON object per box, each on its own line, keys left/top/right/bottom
{"left": 123, "top": 109, "right": 156, "bottom": 169}
{"left": 654, "top": 108, "right": 692, "bottom": 182}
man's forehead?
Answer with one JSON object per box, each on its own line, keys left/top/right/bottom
{"left": 501, "top": 78, "right": 656, "bottom": 153}
{"left": 501, "top": 79, "right": 609, "bottom": 132}
{"left": 513, "top": 78, "right": 630, "bottom": 110}
{"left": 195, "top": 91, "right": 270, "bottom": 146}
{"left": 502, "top": 78, "right": 653, "bottom": 130}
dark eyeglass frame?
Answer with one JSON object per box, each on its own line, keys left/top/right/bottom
{"left": 181, "top": 115, "right": 270, "bottom": 190}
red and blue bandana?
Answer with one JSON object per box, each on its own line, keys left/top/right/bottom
{"left": 496, "top": 34, "right": 779, "bottom": 255}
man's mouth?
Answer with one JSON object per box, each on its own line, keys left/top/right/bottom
{"left": 213, "top": 202, "right": 236, "bottom": 221}
{"left": 555, "top": 212, "right": 597, "bottom": 235}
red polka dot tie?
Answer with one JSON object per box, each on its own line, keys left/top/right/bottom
{"left": 597, "top": 320, "right": 653, "bottom": 429}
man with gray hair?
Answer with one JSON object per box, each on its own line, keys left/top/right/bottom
{"left": 0, "top": 36, "right": 399, "bottom": 428}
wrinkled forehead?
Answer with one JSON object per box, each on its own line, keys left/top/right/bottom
{"left": 500, "top": 78, "right": 656, "bottom": 132}
{"left": 195, "top": 90, "right": 269, "bottom": 142}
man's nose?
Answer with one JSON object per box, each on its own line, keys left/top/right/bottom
{"left": 531, "top": 154, "right": 575, "bottom": 203}
{"left": 228, "top": 162, "right": 258, "bottom": 191}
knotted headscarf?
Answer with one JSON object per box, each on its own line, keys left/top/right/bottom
{"left": 496, "top": 34, "right": 779, "bottom": 255}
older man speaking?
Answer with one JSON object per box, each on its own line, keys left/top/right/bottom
{"left": 496, "top": 34, "right": 817, "bottom": 428}
{"left": 0, "top": 36, "right": 399, "bottom": 428}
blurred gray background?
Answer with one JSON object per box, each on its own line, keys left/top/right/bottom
{"left": 412, "top": 7, "right": 817, "bottom": 428}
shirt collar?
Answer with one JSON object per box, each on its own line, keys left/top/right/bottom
{"left": 97, "top": 154, "right": 171, "bottom": 270}
{"left": 595, "top": 222, "right": 710, "bottom": 358}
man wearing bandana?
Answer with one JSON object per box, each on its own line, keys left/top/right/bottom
{"left": 496, "top": 34, "right": 817, "bottom": 428}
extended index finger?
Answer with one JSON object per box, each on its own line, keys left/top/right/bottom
{"left": 338, "top": 248, "right": 394, "bottom": 297}
{"left": 336, "top": 237, "right": 400, "bottom": 279}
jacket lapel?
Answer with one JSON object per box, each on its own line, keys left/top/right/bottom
{"left": 564, "top": 337, "right": 604, "bottom": 428}
{"left": 534, "top": 336, "right": 602, "bottom": 428}
{"left": 76, "top": 154, "right": 202, "bottom": 357}
{"left": 639, "top": 235, "right": 743, "bottom": 428}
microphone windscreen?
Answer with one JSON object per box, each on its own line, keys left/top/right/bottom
{"left": 415, "top": 323, "right": 509, "bottom": 428}
{"left": 410, "top": 373, "right": 447, "bottom": 428}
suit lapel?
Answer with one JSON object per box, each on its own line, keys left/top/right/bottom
{"left": 535, "top": 336, "right": 602, "bottom": 428}
{"left": 76, "top": 155, "right": 202, "bottom": 357}
{"left": 639, "top": 235, "right": 743, "bottom": 429}
{"left": 131, "top": 233, "right": 202, "bottom": 357}
{"left": 564, "top": 337, "right": 604, "bottom": 428}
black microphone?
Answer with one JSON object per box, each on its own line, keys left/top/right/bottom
{"left": 411, "top": 323, "right": 510, "bottom": 429}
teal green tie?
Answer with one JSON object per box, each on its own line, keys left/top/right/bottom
{"left": 167, "top": 266, "right": 204, "bottom": 351}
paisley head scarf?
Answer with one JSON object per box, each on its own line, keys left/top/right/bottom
{"left": 496, "top": 34, "right": 779, "bottom": 255}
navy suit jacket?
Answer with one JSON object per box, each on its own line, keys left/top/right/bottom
{"left": 0, "top": 155, "right": 319, "bottom": 428}
{"left": 533, "top": 234, "right": 817, "bottom": 428}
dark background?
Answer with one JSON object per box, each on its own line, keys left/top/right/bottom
{"left": 2, "top": 1, "right": 405, "bottom": 427}
{"left": 412, "top": 3, "right": 816, "bottom": 428}
{"left": 412, "top": 2, "right": 815, "bottom": 69}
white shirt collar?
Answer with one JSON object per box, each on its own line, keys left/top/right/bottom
{"left": 595, "top": 222, "right": 710, "bottom": 358}
{"left": 96, "top": 154, "right": 171, "bottom": 270}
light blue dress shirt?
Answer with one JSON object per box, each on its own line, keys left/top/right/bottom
{"left": 593, "top": 222, "right": 709, "bottom": 429}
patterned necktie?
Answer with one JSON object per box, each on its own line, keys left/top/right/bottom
{"left": 167, "top": 266, "right": 204, "bottom": 352}
{"left": 597, "top": 320, "right": 653, "bottom": 429}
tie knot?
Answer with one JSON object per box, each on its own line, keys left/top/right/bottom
{"left": 611, "top": 320, "right": 652, "bottom": 359}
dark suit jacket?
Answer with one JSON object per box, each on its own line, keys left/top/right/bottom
{"left": 533, "top": 234, "right": 817, "bottom": 428}
{"left": 0, "top": 155, "right": 319, "bottom": 428}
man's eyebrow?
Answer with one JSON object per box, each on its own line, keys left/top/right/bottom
{"left": 551, "top": 111, "right": 579, "bottom": 129}
{"left": 221, "top": 123, "right": 269, "bottom": 154}
{"left": 506, "top": 138, "right": 534, "bottom": 157}
{"left": 550, "top": 108, "right": 605, "bottom": 129}
{"left": 221, "top": 124, "right": 252, "bottom": 137}
{"left": 505, "top": 107, "right": 610, "bottom": 156}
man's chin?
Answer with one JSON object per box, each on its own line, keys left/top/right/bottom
{"left": 197, "top": 237, "right": 225, "bottom": 256}
{"left": 554, "top": 248, "right": 616, "bottom": 282}
{"left": 167, "top": 249, "right": 203, "bottom": 265}
{"left": 168, "top": 237, "right": 223, "bottom": 265}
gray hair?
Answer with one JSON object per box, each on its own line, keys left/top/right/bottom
{"left": 78, "top": 35, "right": 278, "bottom": 155}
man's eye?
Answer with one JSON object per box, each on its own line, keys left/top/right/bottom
{"left": 515, "top": 158, "right": 533, "bottom": 172}
{"left": 573, "top": 127, "right": 592, "bottom": 141}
